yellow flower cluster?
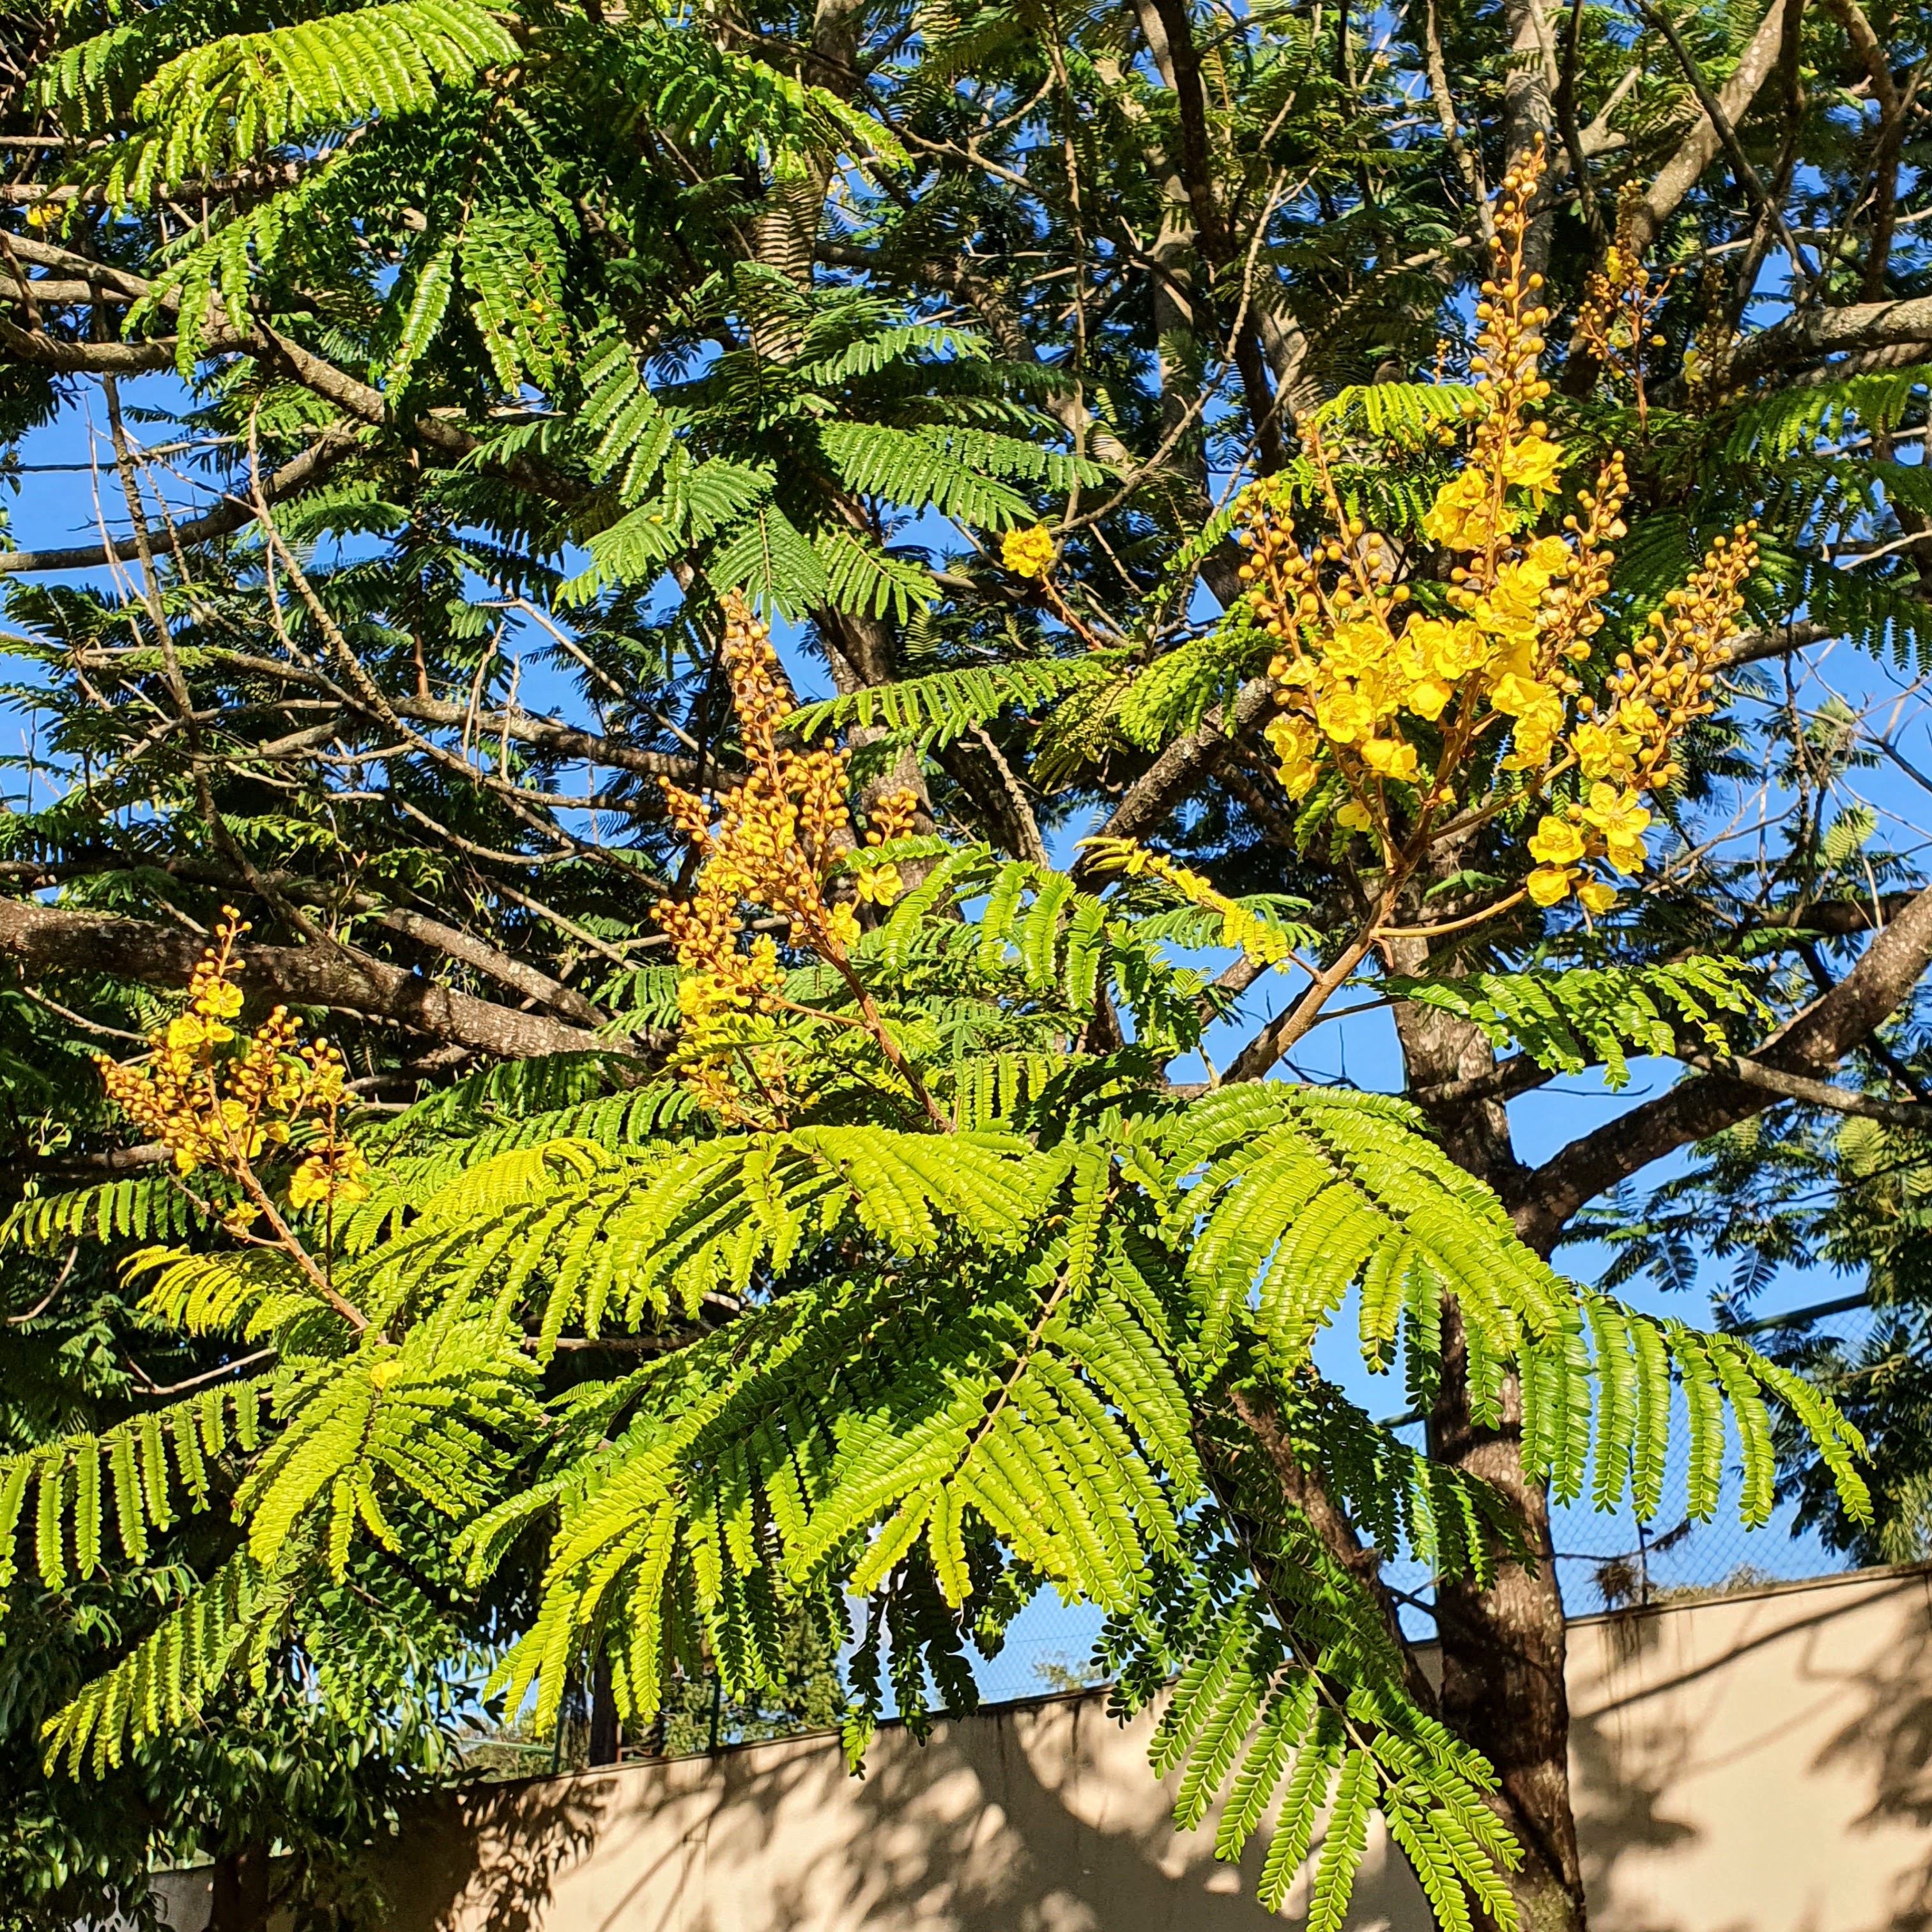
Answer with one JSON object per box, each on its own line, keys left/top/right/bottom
{"left": 658, "top": 601, "right": 861, "bottom": 978}
{"left": 657, "top": 597, "right": 885, "bottom": 1121}
{"left": 1236, "top": 142, "right": 1754, "bottom": 921}
{"left": 1080, "top": 836, "right": 1294, "bottom": 966}
{"left": 1576, "top": 186, "right": 1676, "bottom": 421}
{"left": 95, "top": 911, "right": 369, "bottom": 1216}
{"left": 1001, "top": 525, "right": 1056, "bottom": 580}
{"left": 855, "top": 788, "right": 919, "bottom": 906}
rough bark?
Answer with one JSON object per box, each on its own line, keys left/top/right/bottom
{"left": 1729, "top": 288, "right": 1932, "bottom": 383}
{"left": 588, "top": 1660, "right": 622, "bottom": 1767}
{"left": 1391, "top": 940, "right": 1585, "bottom": 1932}
{"left": 1146, "top": 0, "right": 1289, "bottom": 470}
{"left": 1068, "top": 675, "right": 1280, "bottom": 888}
{"left": 208, "top": 1846, "right": 273, "bottom": 1932}
{"left": 0, "top": 898, "right": 622, "bottom": 1062}
{"left": 1628, "top": 0, "right": 1800, "bottom": 254}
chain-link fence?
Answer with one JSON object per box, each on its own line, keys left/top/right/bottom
{"left": 1374, "top": 1296, "right": 1880, "bottom": 1634}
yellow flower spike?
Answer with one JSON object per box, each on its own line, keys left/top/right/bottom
{"left": 1192, "top": 148, "right": 1747, "bottom": 949}
{"left": 1000, "top": 525, "right": 1057, "bottom": 580}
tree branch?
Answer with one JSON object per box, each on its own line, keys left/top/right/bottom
{"left": 1677, "top": 1047, "right": 1932, "bottom": 1125}
{"left": 1508, "top": 875, "right": 1932, "bottom": 1250}
{"left": 1628, "top": 0, "right": 1800, "bottom": 254}
{"left": 0, "top": 898, "right": 631, "bottom": 1063}
{"left": 1069, "top": 675, "right": 1280, "bottom": 887}
{"left": 1728, "top": 293, "right": 1932, "bottom": 383}
{"left": 0, "top": 426, "right": 360, "bottom": 576}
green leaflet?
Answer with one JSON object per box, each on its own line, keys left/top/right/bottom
{"left": 57, "top": 1, "right": 523, "bottom": 203}
{"left": 40, "top": 1553, "right": 292, "bottom": 1775}
{"left": 786, "top": 655, "right": 1126, "bottom": 748}
{"left": 0, "top": 1378, "right": 277, "bottom": 1588}
{"left": 1386, "top": 960, "right": 1763, "bottom": 1089}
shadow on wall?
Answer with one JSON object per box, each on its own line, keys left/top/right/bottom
{"left": 390, "top": 1689, "right": 1427, "bottom": 1932}
{"left": 387, "top": 1772, "right": 611, "bottom": 1932}
{"left": 1570, "top": 1609, "right": 1703, "bottom": 1932}
{"left": 143, "top": 1567, "right": 1932, "bottom": 1932}
{"left": 1568, "top": 1567, "right": 1932, "bottom": 1932}
{"left": 1816, "top": 1577, "right": 1932, "bottom": 1932}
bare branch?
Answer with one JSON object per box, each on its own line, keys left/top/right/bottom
{"left": 0, "top": 898, "right": 629, "bottom": 1062}
{"left": 1510, "top": 876, "right": 1932, "bottom": 1250}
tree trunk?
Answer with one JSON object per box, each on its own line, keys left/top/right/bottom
{"left": 208, "top": 1846, "right": 273, "bottom": 1932}
{"left": 1392, "top": 946, "right": 1588, "bottom": 1932}
{"left": 588, "top": 1659, "right": 622, "bottom": 1767}
{"left": 1429, "top": 1311, "right": 1586, "bottom": 1932}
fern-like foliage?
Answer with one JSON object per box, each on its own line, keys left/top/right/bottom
{"left": 1386, "top": 959, "right": 1765, "bottom": 1087}
{"left": 788, "top": 654, "right": 1126, "bottom": 747}
{"left": 1, "top": 918, "right": 1870, "bottom": 1929}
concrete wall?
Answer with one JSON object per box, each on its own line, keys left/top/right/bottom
{"left": 152, "top": 1564, "right": 1932, "bottom": 1931}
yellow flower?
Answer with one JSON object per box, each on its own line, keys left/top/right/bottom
{"left": 1265, "top": 713, "right": 1322, "bottom": 798}
{"left": 1577, "top": 878, "right": 1619, "bottom": 916}
{"left": 1422, "top": 469, "right": 1495, "bottom": 551}
{"left": 1528, "top": 815, "right": 1587, "bottom": 866}
{"left": 165, "top": 1013, "right": 231, "bottom": 1053}
{"left": 1335, "top": 799, "right": 1374, "bottom": 831}
{"left": 1487, "top": 669, "right": 1548, "bottom": 719}
{"left": 1528, "top": 865, "right": 1577, "bottom": 907}
{"left": 194, "top": 980, "right": 245, "bottom": 1021}
{"left": 1571, "top": 721, "right": 1632, "bottom": 781}
{"left": 1403, "top": 673, "right": 1454, "bottom": 723}
{"left": 854, "top": 862, "right": 903, "bottom": 906}
{"left": 1614, "top": 696, "right": 1660, "bottom": 738}
{"left": 1264, "top": 712, "right": 1315, "bottom": 760}
{"left": 1360, "top": 736, "right": 1419, "bottom": 783}
{"left": 1324, "top": 622, "right": 1386, "bottom": 682}
{"left": 1403, "top": 617, "right": 1489, "bottom": 700}
{"left": 289, "top": 1144, "right": 370, "bottom": 1210}
{"left": 1001, "top": 525, "right": 1056, "bottom": 579}
{"left": 1488, "top": 560, "right": 1551, "bottom": 623}
{"left": 1579, "top": 782, "right": 1650, "bottom": 873}
{"left": 827, "top": 903, "right": 862, "bottom": 949}
{"left": 1491, "top": 675, "right": 1563, "bottom": 769}
{"left": 1501, "top": 434, "right": 1563, "bottom": 504}
{"left": 1316, "top": 684, "right": 1377, "bottom": 746}
{"left": 1390, "top": 629, "right": 1452, "bottom": 721}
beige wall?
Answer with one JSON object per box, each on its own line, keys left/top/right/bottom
{"left": 151, "top": 1565, "right": 1932, "bottom": 1931}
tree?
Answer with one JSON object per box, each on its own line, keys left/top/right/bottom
{"left": 0, "top": 1022, "right": 498, "bottom": 1932}
{"left": 2, "top": 0, "right": 1931, "bottom": 1927}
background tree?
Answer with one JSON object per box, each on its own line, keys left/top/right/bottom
{"left": 1, "top": 0, "right": 1931, "bottom": 1928}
